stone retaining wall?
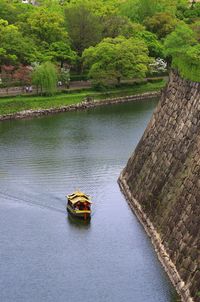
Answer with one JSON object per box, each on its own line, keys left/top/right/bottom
{"left": 119, "top": 70, "right": 200, "bottom": 301}
{"left": 0, "top": 91, "right": 160, "bottom": 121}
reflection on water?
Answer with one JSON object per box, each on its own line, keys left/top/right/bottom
{"left": 0, "top": 99, "right": 177, "bottom": 302}
{"left": 67, "top": 214, "right": 91, "bottom": 229}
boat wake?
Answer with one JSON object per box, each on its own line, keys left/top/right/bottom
{"left": 0, "top": 191, "right": 66, "bottom": 215}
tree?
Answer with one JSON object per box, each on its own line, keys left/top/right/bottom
{"left": 82, "top": 36, "right": 150, "bottom": 85}
{"left": 137, "top": 0, "right": 158, "bottom": 21}
{"left": 164, "top": 23, "right": 197, "bottom": 58}
{"left": 144, "top": 12, "right": 178, "bottom": 39}
{"left": 119, "top": 0, "right": 139, "bottom": 22}
{"left": 191, "top": 20, "right": 200, "bottom": 41}
{"left": 65, "top": 0, "right": 120, "bottom": 17}
{"left": 64, "top": 3, "right": 103, "bottom": 55}
{"left": 183, "top": 2, "right": 200, "bottom": 21}
{"left": 37, "top": 0, "right": 63, "bottom": 13}
{"left": 136, "top": 30, "right": 164, "bottom": 58}
{"left": 180, "top": 44, "right": 200, "bottom": 81}
{"left": 164, "top": 23, "right": 200, "bottom": 81}
{"left": 175, "top": 0, "right": 189, "bottom": 20}
{"left": 27, "top": 9, "right": 67, "bottom": 45}
{"left": 120, "top": 0, "right": 155, "bottom": 22}
{"left": 102, "top": 15, "right": 141, "bottom": 38}
{"left": 0, "top": 0, "right": 19, "bottom": 24}
{"left": 47, "top": 41, "right": 77, "bottom": 68}
{"left": 32, "top": 62, "right": 58, "bottom": 95}
{"left": 119, "top": 0, "right": 188, "bottom": 23}
{"left": 0, "top": 19, "right": 38, "bottom": 66}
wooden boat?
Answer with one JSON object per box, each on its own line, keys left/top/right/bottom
{"left": 66, "top": 191, "right": 92, "bottom": 220}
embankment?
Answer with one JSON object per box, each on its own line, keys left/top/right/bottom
{"left": 0, "top": 91, "right": 160, "bottom": 121}
{"left": 119, "top": 70, "right": 200, "bottom": 302}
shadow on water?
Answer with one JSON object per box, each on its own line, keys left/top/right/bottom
{"left": 171, "top": 292, "right": 182, "bottom": 302}
{"left": 67, "top": 212, "right": 91, "bottom": 229}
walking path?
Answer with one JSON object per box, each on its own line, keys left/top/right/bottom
{"left": 0, "top": 77, "right": 167, "bottom": 98}
{"left": 0, "top": 81, "right": 92, "bottom": 97}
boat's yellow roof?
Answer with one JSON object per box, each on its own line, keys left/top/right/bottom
{"left": 67, "top": 191, "right": 92, "bottom": 204}
{"left": 69, "top": 197, "right": 92, "bottom": 205}
{"left": 68, "top": 191, "right": 89, "bottom": 198}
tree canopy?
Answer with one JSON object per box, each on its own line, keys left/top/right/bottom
{"left": 0, "top": 19, "right": 38, "bottom": 65}
{"left": 32, "top": 61, "right": 58, "bottom": 95}
{"left": 0, "top": 0, "right": 199, "bottom": 84}
{"left": 82, "top": 36, "right": 150, "bottom": 85}
{"left": 144, "top": 12, "right": 177, "bottom": 39}
{"left": 164, "top": 23, "right": 200, "bottom": 81}
{"left": 64, "top": 3, "right": 103, "bottom": 55}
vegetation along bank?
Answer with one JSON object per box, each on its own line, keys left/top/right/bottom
{"left": 0, "top": 80, "right": 163, "bottom": 121}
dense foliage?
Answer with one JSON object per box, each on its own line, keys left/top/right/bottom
{"left": 164, "top": 22, "right": 200, "bottom": 82}
{"left": 32, "top": 62, "right": 58, "bottom": 95}
{"left": 0, "top": 0, "right": 200, "bottom": 87}
{"left": 83, "top": 36, "right": 150, "bottom": 86}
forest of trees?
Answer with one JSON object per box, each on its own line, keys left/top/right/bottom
{"left": 0, "top": 0, "right": 200, "bottom": 93}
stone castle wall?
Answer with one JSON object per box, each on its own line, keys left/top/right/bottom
{"left": 119, "top": 70, "right": 200, "bottom": 301}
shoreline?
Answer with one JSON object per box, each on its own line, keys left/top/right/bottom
{"left": 118, "top": 175, "right": 193, "bottom": 302}
{"left": 0, "top": 91, "right": 160, "bottom": 122}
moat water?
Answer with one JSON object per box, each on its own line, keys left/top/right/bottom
{"left": 0, "top": 99, "right": 176, "bottom": 302}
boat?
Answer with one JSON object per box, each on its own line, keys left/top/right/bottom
{"left": 66, "top": 191, "right": 92, "bottom": 220}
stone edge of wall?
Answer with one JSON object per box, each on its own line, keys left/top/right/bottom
{"left": 0, "top": 91, "right": 160, "bottom": 122}
{"left": 118, "top": 174, "right": 194, "bottom": 302}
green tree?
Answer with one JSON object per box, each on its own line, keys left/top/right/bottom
{"left": 37, "top": 0, "right": 63, "bottom": 13}
{"left": 183, "top": 2, "right": 200, "bottom": 21}
{"left": 102, "top": 15, "right": 141, "bottom": 38}
{"left": 119, "top": 0, "right": 147, "bottom": 22}
{"left": 120, "top": 0, "right": 188, "bottom": 22}
{"left": 65, "top": 0, "right": 120, "bottom": 17}
{"left": 175, "top": 0, "right": 189, "bottom": 20}
{"left": 32, "top": 62, "right": 58, "bottom": 95}
{"left": 0, "top": 19, "right": 38, "bottom": 66}
{"left": 64, "top": 3, "right": 103, "bottom": 55}
{"left": 0, "top": 0, "right": 19, "bottom": 24}
{"left": 136, "top": 31, "right": 164, "bottom": 58}
{"left": 191, "top": 20, "right": 200, "bottom": 41}
{"left": 27, "top": 9, "right": 67, "bottom": 45}
{"left": 164, "top": 23, "right": 200, "bottom": 81}
{"left": 144, "top": 12, "right": 178, "bottom": 39}
{"left": 164, "top": 23, "right": 196, "bottom": 58}
{"left": 137, "top": 0, "right": 158, "bottom": 21}
{"left": 47, "top": 41, "right": 77, "bottom": 67}
{"left": 82, "top": 36, "right": 150, "bottom": 85}
{"left": 171, "top": 43, "right": 200, "bottom": 82}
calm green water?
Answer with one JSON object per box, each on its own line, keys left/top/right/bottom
{"left": 0, "top": 100, "right": 176, "bottom": 302}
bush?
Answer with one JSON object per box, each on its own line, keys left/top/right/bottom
{"left": 70, "top": 74, "right": 88, "bottom": 81}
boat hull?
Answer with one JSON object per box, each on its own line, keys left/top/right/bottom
{"left": 67, "top": 204, "right": 91, "bottom": 220}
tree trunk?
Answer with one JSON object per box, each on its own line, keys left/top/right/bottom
{"left": 117, "top": 76, "right": 121, "bottom": 86}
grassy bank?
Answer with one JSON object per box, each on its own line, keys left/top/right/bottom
{"left": 0, "top": 80, "right": 166, "bottom": 116}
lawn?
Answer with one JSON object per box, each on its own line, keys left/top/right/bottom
{"left": 0, "top": 80, "right": 166, "bottom": 116}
